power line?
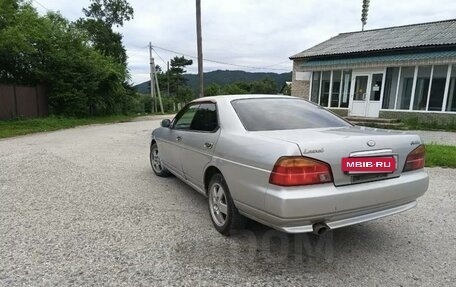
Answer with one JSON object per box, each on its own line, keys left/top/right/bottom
{"left": 151, "top": 44, "right": 290, "bottom": 72}
{"left": 32, "top": 0, "right": 50, "bottom": 12}
{"left": 151, "top": 48, "right": 167, "bottom": 65}
{"left": 260, "top": 60, "right": 291, "bottom": 68}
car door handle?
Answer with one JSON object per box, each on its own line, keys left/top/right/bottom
{"left": 204, "top": 142, "right": 213, "bottom": 149}
{"left": 176, "top": 136, "right": 182, "bottom": 142}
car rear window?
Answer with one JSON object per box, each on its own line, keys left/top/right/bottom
{"left": 231, "top": 98, "right": 351, "bottom": 131}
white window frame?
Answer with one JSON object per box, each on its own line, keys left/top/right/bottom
{"left": 338, "top": 71, "right": 343, "bottom": 107}
{"left": 442, "top": 64, "right": 452, "bottom": 111}
{"left": 393, "top": 67, "right": 402, "bottom": 110}
{"left": 328, "top": 71, "right": 333, "bottom": 108}
{"left": 409, "top": 66, "right": 419, "bottom": 110}
{"left": 425, "top": 65, "right": 434, "bottom": 111}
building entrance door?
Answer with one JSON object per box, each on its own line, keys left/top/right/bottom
{"left": 349, "top": 72, "right": 384, "bottom": 117}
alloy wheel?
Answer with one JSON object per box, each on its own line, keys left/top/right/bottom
{"left": 151, "top": 147, "right": 163, "bottom": 173}
{"left": 209, "top": 183, "right": 228, "bottom": 226}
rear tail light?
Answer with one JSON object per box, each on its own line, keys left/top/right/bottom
{"left": 403, "top": 145, "right": 425, "bottom": 172}
{"left": 269, "top": 156, "right": 333, "bottom": 186}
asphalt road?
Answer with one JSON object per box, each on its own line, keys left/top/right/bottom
{"left": 0, "top": 120, "right": 455, "bottom": 286}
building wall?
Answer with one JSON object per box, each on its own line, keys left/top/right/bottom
{"left": 291, "top": 60, "right": 310, "bottom": 99}
{"left": 291, "top": 80, "right": 310, "bottom": 99}
{"left": 328, "top": 108, "right": 349, "bottom": 117}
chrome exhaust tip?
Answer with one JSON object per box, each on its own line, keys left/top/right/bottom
{"left": 312, "top": 222, "right": 330, "bottom": 235}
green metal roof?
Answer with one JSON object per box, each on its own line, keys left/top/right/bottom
{"left": 301, "top": 50, "right": 456, "bottom": 69}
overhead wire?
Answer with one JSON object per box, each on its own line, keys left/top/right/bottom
{"left": 32, "top": 0, "right": 50, "bottom": 12}
{"left": 151, "top": 47, "right": 167, "bottom": 65}
{"left": 29, "top": 1, "right": 290, "bottom": 72}
{"left": 151, "top": 44, "right": 290, "bottom": 72}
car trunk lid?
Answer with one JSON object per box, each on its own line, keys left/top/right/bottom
{"left": 255, "top": 126, "right": 423, "bottom": 186}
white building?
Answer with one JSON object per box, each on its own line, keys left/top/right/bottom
{"left": 290, "top": 19, "right": 456, "bottom": 122}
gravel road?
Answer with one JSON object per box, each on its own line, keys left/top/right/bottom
{"left": 1, "top": 120, "right": 455, "bottom": 286}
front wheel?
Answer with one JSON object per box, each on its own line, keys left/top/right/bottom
{"left": 150, "top": 142, "right": 171, "bottom": 177}
{"left": 208, "top": 173, "right": 245, "bottom": 235}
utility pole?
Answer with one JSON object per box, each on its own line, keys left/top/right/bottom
{"left": 153, "top": 65, "right": 164, "bottom": 114}
{"left": 196, "top": 0, "right": 204, "bottom": 97}
{"left": 149, "top": 42, "right": 155, "bottom": 113}
{"left": 361, "top": 0, "right": 370, "bottom": 31}
{"left": 167, "top": 61, "right": 170, "bottom": 97}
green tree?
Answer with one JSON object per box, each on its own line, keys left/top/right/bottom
{"left": 0, "top": 0, "right": 135, "bottom": 116}
{"left": 83, "top": 0, "right": 133, "bottom": 27}
{"left": 220, "top": 82, "right": 249, "bottom": 95}
{"left": 76, "top": 19, "right": 127, "bottom": 65}
{"left": 204, "top": 83, "right": 221, "bottom": 97}
{"left": 37, "top": 13, "right": 128, "bottom": 115}
{"left": 204, "top": 77, "right": 279, "bottom": 96}
{"left": 169, "top": 56, "right": 194, "bottom": 101}
{"left": 0, "top": 0, "right": 47, "bottom": 84}
{"left": 77, "top": 0, "right": 134, "bottom": 65}
{"left": 250, "top": 77, "right": 277, "bottom": 94}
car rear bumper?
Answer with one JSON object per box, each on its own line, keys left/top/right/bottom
{"left": 238, "top": 169, "right": 429, "bottom": 233}
{"left": 278, "top": 200, "right": 417, "bottom": 233}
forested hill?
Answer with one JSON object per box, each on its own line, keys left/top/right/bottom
{"left": 184, "top": 70, "right": 292, "bottom": 90}
{"left": 134, "top": 70, "right": 292, "bottom": 93}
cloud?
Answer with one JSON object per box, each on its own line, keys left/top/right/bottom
{"left": 34, "top": 0, "right": 456, "bottom": 84}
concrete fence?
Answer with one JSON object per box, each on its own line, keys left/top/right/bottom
{"left": 0, "top": 84, "right": 48, "bottom": 120}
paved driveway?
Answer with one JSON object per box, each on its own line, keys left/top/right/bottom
{"left": 0, "top": 120, "right": 455, "bottom": 286}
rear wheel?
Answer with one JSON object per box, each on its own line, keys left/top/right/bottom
{"left": 150, "top": 142, "right": 171, "bottom": 177}
{"left": 208, "top": 173, "right": 245, "bottom": 235}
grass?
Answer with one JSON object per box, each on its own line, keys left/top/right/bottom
{"left": 0, "top": 115, "right": 139, "bottom": 139}
{"left": 425, "top": 144, "right": 456, "bottom": 168}
{"left": 400, "top": 118, "right": 456, "bottom": 132}
{"left": 360, "top": 118, "right": 456, "bottom": 132}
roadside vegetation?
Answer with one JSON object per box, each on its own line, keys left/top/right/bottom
{"left": 400, "top": 118, "right": 456, "bottom": 132}
{"left": 1, "top": 0, "right": 139, "bottom": 116}
{"left": 0, "top": 115, "right": 142, "bottom": 138}
{"left": 359, "top": 118, "right": 456, "bottom": 132}
{"left": 425, "top": 144, "right": 456, "bottom": 168}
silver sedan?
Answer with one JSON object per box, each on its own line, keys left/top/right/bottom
{"left": 150, "top": 95, "right": 429, "bottom": 235}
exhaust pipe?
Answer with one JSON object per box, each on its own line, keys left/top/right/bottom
{"left": 312, "top": 222, "right": 330, "bottom": 235}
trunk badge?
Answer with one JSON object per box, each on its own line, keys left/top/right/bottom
{"left": 367, "top": 140, "right": 376, "bottom": 147}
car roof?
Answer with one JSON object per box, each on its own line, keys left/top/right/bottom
{"left": 191, "top": 94, "right": 299, "bottom": 103}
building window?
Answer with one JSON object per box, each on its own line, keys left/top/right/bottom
{"left": 413, "top": 66, "right": 432, "bottom": 110}
{"left": 310, "top": 69, "right": 351, "bottom": 108}
{"left": 354, "top": 76, "right": 369, "bottom": 101}
{"left": 370, "top": 73, "right": 383, "bottom": 101}
{"left": 340, "top": 70, "right": 351, "bottom": 108}
{"left": 446, "top": 64, "right": 456, "bottom": 112}
{"left": 397, "top": 67, "right": 415, "bottom": 110}
{"left": 428, "top": 65, "right": 448, "bottom": 111}
{"left": 382, "top": 67, "right": 400, "bottom": 109}
{"left": 320, "top": 71, "right": 331, "bottom": 106}
{"left": 330, "top": 70, "right": 341, "bottom": 107}
{"left": 310, "top": 71, "right": 320, "bottom": 103}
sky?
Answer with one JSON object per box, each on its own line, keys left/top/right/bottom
{"left": 32, "top": 0, "right": 456, "bottom": 85}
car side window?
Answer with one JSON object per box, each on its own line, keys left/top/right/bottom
{"left": 173, "top": 104, "right": 199, "bottom": 130}
{"left": 190, "top": 103, "right": 218, "bottom": 132}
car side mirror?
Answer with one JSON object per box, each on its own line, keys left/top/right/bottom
{"left": 161, "top": 119, "right": 171, "bottom": 128}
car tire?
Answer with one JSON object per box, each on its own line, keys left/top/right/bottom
{"left": 208, "top": 173, "right": 245, "bottom": 235}
{"left": 150, "top": 142, "right": 171, "bottom": 177}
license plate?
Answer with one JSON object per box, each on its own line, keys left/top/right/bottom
{"left": 341, "top": 157, "right": 396, "bottom": 173}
